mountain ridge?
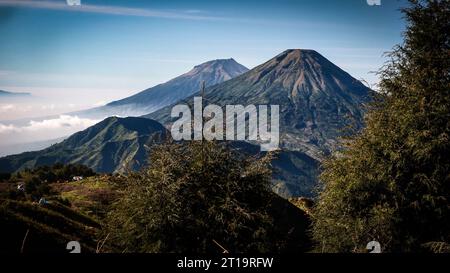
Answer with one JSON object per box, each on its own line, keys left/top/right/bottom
{"left": 0, "top": 49, "right": 372, "bottom": 197}
{"left": 74, "top": 58, "right": 248, "bottom": 119}
{"left": 0, "top": 116, "right": 168, "bottom": 174}
{"left": 145, "top": 49, "right": 373, "bottom": 160}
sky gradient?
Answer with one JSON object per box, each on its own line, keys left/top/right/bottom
{"left": 0, "top": 0, "right": 407, "bottom": 147}
{"left": 0, "top": 0, "right": 406, "bottom": 104}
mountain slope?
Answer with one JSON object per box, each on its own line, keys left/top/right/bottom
{"left": 0, "top": 120, "right": 318, "bottom": 198}
{"left": 146, "top": 49, "right": 373, "bottom": 160}
{"left": 0, "top": 117, "right": 168, "bottom": 173}
{"left": 76, "top": 58, "right": 248, "bottom": 119}
{"left": 230, "top": 141, "right": 319, "bottom": 198}
{"left": 0, "top": 50, "right": 370, "bottom": 198}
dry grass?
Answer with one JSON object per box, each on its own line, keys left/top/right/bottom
{"left": 51, "top": 175, "right": 118, "bottom": 219}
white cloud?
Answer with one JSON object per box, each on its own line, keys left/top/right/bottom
{"left": 0, "top": 115, "right": 99, "bottom": 134}
{"left": 0, "top": 104, "right": 15, "bottom": 112}
{"left": 93, "top": 100, "right": 107, "bottom": 107}
{"left": 0, "top": 123, "right": 15, "bottom": 134}
{"left": 0, "top": 0, "right": 225, "bottom": 21}
{"left": 41, "top": 104, "right": 56, "bottom": 110}
{"left": 183, "top": 9, "right": 204, "bottom": 14}
{"left": 0, "top": 115, "right": 100, "bottom": 145}
{"left": 0, "top": 104, "right": 33, "bottom": 114}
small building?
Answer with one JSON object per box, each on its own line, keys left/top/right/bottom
{"left": 72, "top": 176, "right": 84, "bottom": 181}
{"left": 17, "top": 183, "right": 25, "bottom": 192}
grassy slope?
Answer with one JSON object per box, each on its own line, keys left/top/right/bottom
{"left": 0, "top": 199, "right": 100, "bottom": 253}
{"left": 51, "top": 176, "right": 117, "bottom": 220}
{"left": 1, "top": 174, "right": 314, "bottom": 253}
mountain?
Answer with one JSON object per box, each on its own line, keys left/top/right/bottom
{"left": 230, "top": 141, "right": 320, "bottom": 198}
{"left": 0, "top": 90, "right": 31, "bottom": 98}
{"left": 0, "top": 116, "right": 317, "bottom": 198}
{"left": 75, "top": 58, "right": 248, "bottom": 119}
{"left": 0, "top": 117, "right": 168, "bottom": 174}
{"left": 145, "top": 49, "right": 373, "bottom": 160}
{"left": 0, "top": 50, "right": 371, "bottom": 198}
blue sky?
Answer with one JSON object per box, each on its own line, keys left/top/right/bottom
{"left": 0, "top": 0, "right": 407, "bottom": 119}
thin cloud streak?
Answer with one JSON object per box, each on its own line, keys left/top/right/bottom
{"left": 0, "top": 0, "right": 226, "bottom": 21}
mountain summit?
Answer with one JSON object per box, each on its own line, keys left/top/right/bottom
{"left": 108, "top": 58, "right": 248, "bottom": 109}
{"left": 147, "top": 49, "right": 373, "bottom": 159}
{"left": 77, "top": 58, "right": 248, "bottom": 119}
{"left": 182, "top": 58, "right": 249, "bottom": 82}
{"left": 246, "top": 49, "right": 369, "bottom": 97}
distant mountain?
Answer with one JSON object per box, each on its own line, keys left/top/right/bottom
{"left": 0, "top": 117, "right": 168, "bottom": 174}
{"left": 0, "top": 50, "right": 371, "bottom": 198}
{"left": 75, "top": 58, "right": 248, "bottom": 119}
{"left": 146, "top": 49, "right": 373, "bottom": 160}
{"left": 0, "top": 90, "right": 31, "bottom": 98}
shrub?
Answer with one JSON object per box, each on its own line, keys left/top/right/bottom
{"left": 104, "top": 141, "right": 277, "bottom": 253}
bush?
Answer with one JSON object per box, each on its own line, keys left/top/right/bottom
{"left": 104, "top": 141, "right": 278, "bottom": 253}
{"left": 14, "top": 164, "right": 95, "bottom": 183}
{"left": 312, "top": 0, "right": 450, "bottom": 253}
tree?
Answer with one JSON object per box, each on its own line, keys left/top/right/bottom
{"left": 104, "top": 141, "right": 278, "bottom": 253}
{"left": 312, "top": 0, "right": 449, "bottom": 252}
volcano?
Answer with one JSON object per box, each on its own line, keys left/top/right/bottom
{"left": 77, "top": 58, "right": 249, "bottom": 119}
{"left": 146, "top": 49, "right": 373, "bottom": 160}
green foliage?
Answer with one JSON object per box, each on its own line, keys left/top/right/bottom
{"left": 0, "top": 164, "right": 96, "bottom": 201}
{"left": 53, "top": 176, "right": 119, "bottom": 220}
{"left": 23, "top": 175, "right": 52, "bottom": 199}
{"left": 0, "top": 117, "right": 168, "bottom": 174}
{"left": 312, "top": 0, "right": 449, "bottom": 252}
{"left": 0, "top": 155, "right": 312, "bottom": 253}
{"left": 104, "top": 141, "right": 280, "bottom": 253}
{"left": 13, "top": 163, "right": 96, "bottom": 183}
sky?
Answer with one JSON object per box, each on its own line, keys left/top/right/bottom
{"left": 0, "top": 0, "right": 407, "bottom": 148}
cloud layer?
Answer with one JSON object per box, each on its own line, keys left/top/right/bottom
{"left": 0, "top": 115, "right": 99, "bottom": 145}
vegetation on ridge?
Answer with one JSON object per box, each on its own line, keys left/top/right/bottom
{"left": 312, "top": 0, "right": 450, "bottom": 253}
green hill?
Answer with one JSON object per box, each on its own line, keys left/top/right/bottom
{"left": 0, "top": 117, "right": 168, "bottom": 174}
